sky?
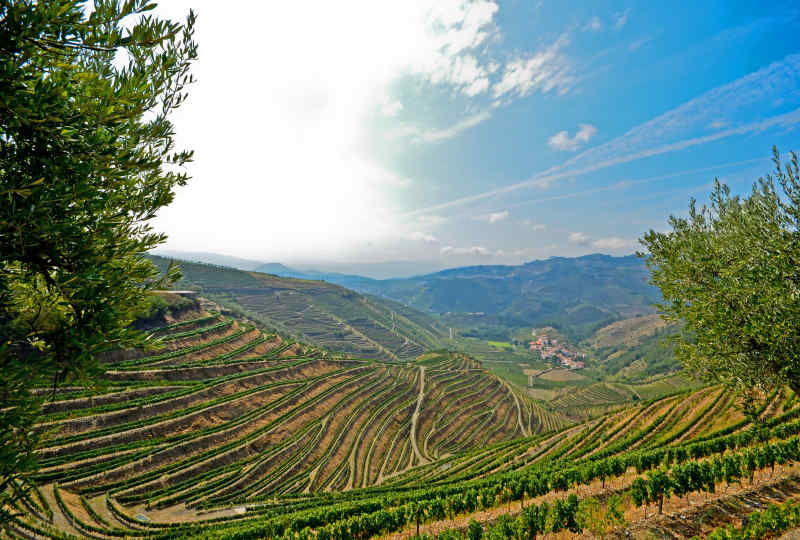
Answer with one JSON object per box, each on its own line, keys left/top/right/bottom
{"left": 150, "top": 0, "right": 800, "bottom": 277}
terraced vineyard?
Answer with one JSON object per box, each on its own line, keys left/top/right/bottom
{"left": 7, "top": 296, "right": 566, "bottom": 538}
{"left": 9, "top": 303, "right": 800, "bottom": 539}
{"left": 544, "top": 373, "right": 698, "bottom": 420}
{"left": 148, "top": 255, "right": 445, "bottom": 362}
{"left": 13, "top": 328, "right": 800, "bottom": 539}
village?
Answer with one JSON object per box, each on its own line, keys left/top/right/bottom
{"left": 529, "top": 334, "right": 586, "bottom": 369}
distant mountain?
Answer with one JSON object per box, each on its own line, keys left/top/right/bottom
{"left": 152, "top": 252, "right": 660, "bottom": 342}
{"left": 330, "top": 254, "right": 661, "bottom": 340}
{"left": 253, "top": 264, "right": 382, "bottom": 290}
{"left": 290, "top": 260, "right": 447, "bottom": 279}
{"left": 253, "top": 262, "right": 308, "bottom": 277}
{"left": 151, "top": 250, "right": 266, "bottom": 271}
{"left": 148, "top": 255, "right": 445, "bottom": 361}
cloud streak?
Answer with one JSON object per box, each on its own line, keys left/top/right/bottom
{"left": 614, "top": 9, "right": 631, "bottom": 30}
{"left": 593, "top": 236, "right": 631, "bottom": 249}
{"left": 568, "top": 232, "right": 589, "bottom": 245}
{"left": 475, "top": 210, "right": 509, "bottom": 223}
{"left": 407, "top": 231, "right": 438, "bottom": 243}
{"left": 405, "top": 53, "right": 800, "bottom": 217}
{"left": 583, "top": 16, "right": 603, "bottom": 32}
{"left": 441, "top": 245, "right": 492, "bottom": 256}
{"left": 548, "top": 124, "right": 597, "bottom": 151}
{"left": 398, "top": 111, "right": 492, "bottom": 143}
{"left": 492, "top": 34, "right": 574, "bottom": 98}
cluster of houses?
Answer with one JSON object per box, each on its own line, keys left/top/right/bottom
{"left": 529, "top": 335, "right": 586, "bottom": 369}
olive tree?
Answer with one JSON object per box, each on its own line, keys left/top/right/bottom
{"left": 0, "top": 0, "right": 196, "bottom": 523}
{"left": 640, "top": 148, "right": 800, "bottom": 400}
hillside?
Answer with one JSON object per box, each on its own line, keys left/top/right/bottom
{"left": 581, "top": 314, "right": 680, "bottom": 381}
{"left": 313, "top": 254, "right": 661, "bottom": 341}
{"left": 154, "top": 253, "right": 661, "bottom": 343}
{"left": 443, "top": 313, "right": 687, "bottom": 420}
{"left": 148, "top": 255, "right": 446, "bottom": 362}
{"left": 13, "top": 299, "right": 800, "bottom": 539}
{"left": 10, "top": 296, "right": 572, "bottom": 537}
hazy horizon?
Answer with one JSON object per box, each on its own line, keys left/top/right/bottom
{"left": 151, "top": 248, "right": 644, "bottom": 279}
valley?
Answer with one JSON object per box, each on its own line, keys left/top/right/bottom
{"left": 6, "top": 4, "right": 795, "bottom": 538}
{"left": 7, "top": 268, "right": 800, "bottom": 539}
{"left": 250, "top": 254, "right": 661, "bottom": 343}
{"left": 11, "top": 283, "right": 800, "bottom": 539}
{"left": 155, "top": 254, "right": 693, "bottom": 422}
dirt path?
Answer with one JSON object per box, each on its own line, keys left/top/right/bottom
{"left": 39, "top": 484, "right": 84, "bottom": 538}
{"left": 503, "top": 380, "right": 529, "bottom": 438}
{"left": 409, "top": 366, "right": 429, "bottom": 465}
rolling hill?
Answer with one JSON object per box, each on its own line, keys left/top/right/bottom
{"left": 244, "top": 254, "right": 661, "bottom": 342}
{"left": 13, "top": 295, "right": 800, "bottom": 539}
{"left": 12, "top": 295, "right": 570, "bottom": 537}
{"left": 156, "top": 252, "right": 661, "bottom": 342}
{"left": 353, "top": 254, "right": 660, "bottom": 339}
{"left": 147, "top": 255, "right": 446, "bottom": 362}
{"left": 581, "top": 313, "right": 681, "bottom": 381}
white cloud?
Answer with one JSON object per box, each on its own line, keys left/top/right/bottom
{"left": 628, "top": 35, "right": 654, "bottom": 51}
{"left": 568, "top": 232, "right": 590, "bottom": 245}
{"left": 381, "top": 100, "right": 404, "bottom": 117}
{"left": 356, "top": 161, "right": 413, "bottom": 188}
{"left": 614, "top": 9, "right": 631, "bottom": 30}
{"left": 493, "top": 34, "right": 574, "bottom": 98}
{"left": 548, "top": 124, "right": 598, "bottom": 151}
{"left": 406, "top": 53, "right": 800, "bottom": 218}
{"left": 441, "top": 245, "right": 493, "bottom": 256}
{"left": 475, "top": 210, "right": 509, "bottom": 223}
{"left": 399, "top": 110, "right": 492, "bottom": 143}
{"left": 417, "top": 214, "right": 448, "bottom": 226}
{"left": 583, "top": 16, "right": 603, "bottom": 32}
{"left": 488, "top": 210, "right": 509, "bottom": 223}
{"left": 410, "top": 1, "right": 499, "bottom": 97}
{"left": 427, "top": 0, "right": 499, "bottom": 55}
{"left": 407, "top": 231, "right": 439, "bottom": 243}
{"left": 428, "top": 54, "right": 490, "bottom": 97}
{"left": 529, "top": 178, "right": 553, "bottom": 189}
{"left": 495, "top": 248, "right": 528, "bottom": 257}
{"left": 520, "top": 219, "right": 546, "bottom": 231}
{"left": 592, "top": 236, "right": 631, "bottom": 250}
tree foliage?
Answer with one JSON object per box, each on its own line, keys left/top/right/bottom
{"left": 0, "top": 0, "right": 196, "bottom": 523}
{"left": 640, "top": 149, "right": 800, "bottom": 396}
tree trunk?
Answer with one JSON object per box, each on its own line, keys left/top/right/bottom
{"left": 658, "top": 495, "right": 663, "bottom": 515}
{"left": 416, "top": 515, "right": 420, "bottom": 537}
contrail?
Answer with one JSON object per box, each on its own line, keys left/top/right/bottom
{"left": 432, "top": 155, "right": 771, "bottom": 222}
{"left": 405, "top": 109, "right": 800, "bottom": 218}
{"left": 403, "top": 53, "right": 800, "bottom": 218}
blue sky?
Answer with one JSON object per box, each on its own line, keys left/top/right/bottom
{"left": 153, "top": 0, "right": 800, "bottom": 276}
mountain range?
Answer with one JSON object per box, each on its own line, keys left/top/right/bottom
{"left": 151, "top": 252, "right": 660, "bottom": 341}
{"left": 272, "top": 254, "right": 660, "bottom": 340}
